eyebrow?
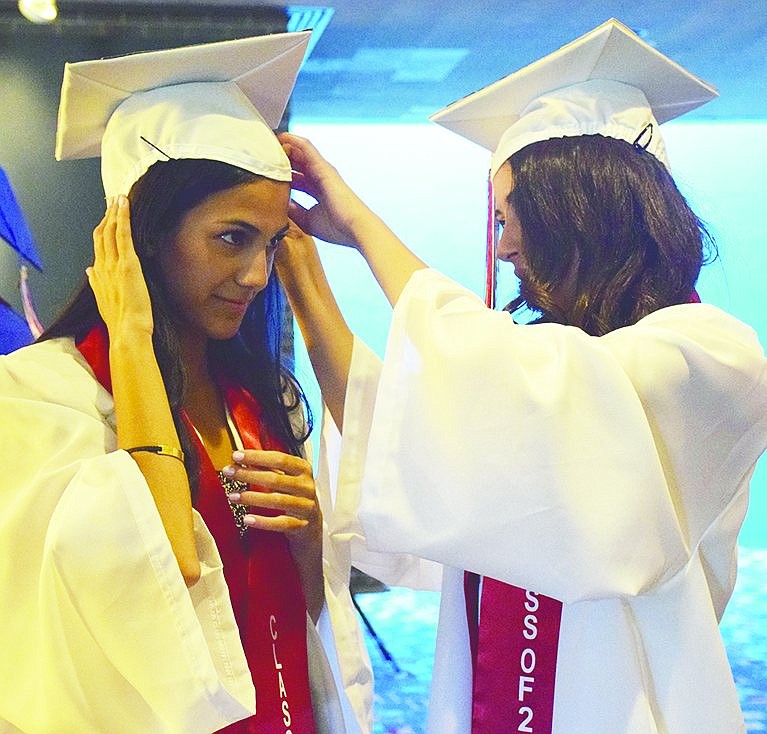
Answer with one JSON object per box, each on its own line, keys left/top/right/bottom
{"left": 218, "top": 219, "right": 259, "bottom": 233}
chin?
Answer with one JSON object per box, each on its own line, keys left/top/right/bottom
{"left": 205, "top": 319, "right": 244, "bottom": 342}
{"left": 216, "top": 327, "right": 242, "bottom": 341}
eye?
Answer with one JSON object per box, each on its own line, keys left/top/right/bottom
{"left": 219, "top": 229, "right": 249, "bottom": 247}
{"left": 269, "top": 230, "right": 287, "bottom": 249}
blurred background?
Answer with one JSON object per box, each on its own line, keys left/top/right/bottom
{"left": 1, "top": 2, "right": 765, "bottom": 731}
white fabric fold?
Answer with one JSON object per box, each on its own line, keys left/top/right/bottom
{"left": 0, "top": 336, "right": 372, "bottom": 733}
{"left": 333, "top": 267, "right": 766, "bottom": 733}
{"left": 0, "top": 339, "right": 254, "bottom": 733}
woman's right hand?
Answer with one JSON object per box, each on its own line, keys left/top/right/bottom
{"left": 87, "top": 196, "right": 154, "bottom": 338}
{"left": 278, "top": 132, "right": 375, "bottom": 249}
{"left": 90, "top": 197, "right": 199, "bottom": 587}
{"left": 280, "top": 133, "right": 428, "bottom": 308}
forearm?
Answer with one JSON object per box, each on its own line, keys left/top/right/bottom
{"left": 347, "top": 210, "right": 428, "bottom": 307}
{"left": 110, "top": 333, "right": 200, "bottom": 586}
{"left": 277, "top": 237, "right": 353, "bottom": 430}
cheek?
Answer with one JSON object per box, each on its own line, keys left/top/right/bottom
{"left": 156, "top": 249, "right": 207, "bottom": 315}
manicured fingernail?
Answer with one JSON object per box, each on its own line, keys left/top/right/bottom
{"left": 243, "top": 515, "right": 257, "bottom": 526}
{"left": 232, "top": 450, "right": 245, "bottom": 463}
{"left": 226, "top": 492, "right": 241, "bottom": 503}
{"left": 118, "top": 194, "right": 128, "bottom": 207}
{"left": 222, "top": 465, "right": 236, "bottom": 477}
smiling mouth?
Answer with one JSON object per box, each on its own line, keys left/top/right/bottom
{"left": 216, "top": 295, "right": 252, "bottom": 306}
{"left": 214, "top": 296, "right": 253, "bottom": 314}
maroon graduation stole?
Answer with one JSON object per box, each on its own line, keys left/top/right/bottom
{"left": 464, "top": 572, "right": 563, "bottom": 733}
{"left": 76, "top": 324, "right": 316, "bottom": 734}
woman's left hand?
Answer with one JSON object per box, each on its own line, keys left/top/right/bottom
{"left": 224, "top": 449, "right": 324, "bottom": 618}
{"left": 223, "top": 449, "right": 321, "bottom": 538}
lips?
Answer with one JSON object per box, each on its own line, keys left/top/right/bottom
{"left": 215, "top": 292, "right": 254, "bottom": 306}
{"left": 214, "top": 295, "right": 253, "bottom": 315}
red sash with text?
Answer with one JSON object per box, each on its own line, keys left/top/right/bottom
{"left": 465, "top": 572, "right": 563, "bottom": 734}
{"left": 77, "top": 325, "right": 316, "bottom": 734}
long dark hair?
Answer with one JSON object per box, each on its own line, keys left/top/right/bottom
{"left": 42, "top": 158, "right": 312, "bottom": 492}
{"left": 504, "top": 135, "right": 716, "bottom": 336}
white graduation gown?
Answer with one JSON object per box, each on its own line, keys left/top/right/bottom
{"left": 329, "top": 268, "right": 767, "bottom": 734}
{"left": 0, "top": 337, "right": 373, "bottom": 734}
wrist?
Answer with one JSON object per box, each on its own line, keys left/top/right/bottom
{"left": 109, "top": 329, "right": 154, "bottom": 350}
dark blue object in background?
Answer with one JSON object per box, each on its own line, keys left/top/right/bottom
{"left": 1, "top": 166, "right": 42, "bottom": 353}
{"left": 0, "top": 167, "right": 41, "bottom": 270}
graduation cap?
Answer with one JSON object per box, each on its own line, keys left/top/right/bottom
{"left": 55, "top": 30, "right": 312, "bottom": 197}
{"left": 0, "top": 299, "right": 34, "bottom": 354}
{"left": 0, "top": 168, "right": 42, "bottom": 271}
{"left": 430, "top": 18, "right": 718, "bottom": 176}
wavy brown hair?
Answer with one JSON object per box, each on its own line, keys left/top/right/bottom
{"left": 504, "top": 135, "right": 715, "bottom": 336}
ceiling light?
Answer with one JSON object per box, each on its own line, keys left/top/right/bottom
{"left": 17, "top": 0, "right": 57, "bottom": 24}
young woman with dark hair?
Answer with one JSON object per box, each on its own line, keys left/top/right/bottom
{"left": 0, "top": 34, "right": 371, "bottom": 734}
{"left": 42, "top": 159, "right": 310, "bottom": 492}
{"left": 272, "top": 21, "right": 767, "bottom": 734}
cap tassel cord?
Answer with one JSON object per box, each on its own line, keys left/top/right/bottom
{"left": 19, "top": 264, "right": 43, "bottom": 338}
{"left": 140, "top": 136, "right": 174, "bottom": 160}
{"left": 485, "top": 170, "right": 498, "bottom": 309}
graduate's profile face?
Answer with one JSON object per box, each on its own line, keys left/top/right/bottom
{"left": 493, "top": 160, "right": 579, "bottom": 314}
{"left": 158, "top": 177, "right": 290, "bottom": 343}
{"left": 493, "top": 162, "right": 526, "bottom": 278}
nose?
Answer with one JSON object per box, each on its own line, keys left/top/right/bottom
{"left": 236, "top": 246, "right": 272, "bottom": 291}
{"left": 496, "top": 228, "right": 519, "bottom": 264}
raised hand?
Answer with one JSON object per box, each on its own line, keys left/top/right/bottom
{"left": 90, "top": 196, "right": 199, "bottom": 586}
{"left": 279, "top": 132, "right": 374, "bottom": 248}
{"left": 280, "top": 132, "right": 428, "bottom": 309}
{"left": 274, "top": 218, "right": 355, "bottom": 433}
{"left": 87, "top": 196, "right": 153, "bottom": 337}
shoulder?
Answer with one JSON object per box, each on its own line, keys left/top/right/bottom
{"left": 603, "top": 304, "right": 766, "bottom": 410}
{"left": 2, "top": 337, "right": 83, "bottom": 384}
{"left": 0, "top": 337, "right": 110, "bottom": 414}
{"left": 636, "top": 303, "right": 760, "bottom": 343}
{"left": 606, "top": 303, "right": 763, "bottom": 363}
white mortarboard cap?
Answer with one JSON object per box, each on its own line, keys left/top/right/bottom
{"left": 430, "top": 19, "right": 717, "bottom": 176}
{"left": 55, "top": 31, "right": 312, "bottom": 197}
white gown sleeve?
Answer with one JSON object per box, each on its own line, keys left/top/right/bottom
{"left": 320, "top": 338, "right": 443, "bottom": 592}
{"left": 287, "top": 398, "right": 373, "bottom": 734}
{"left": 350, "top": 269, "right": 767, "bottom": 604}
{"left": 0, "top": 339, "right": 255, "bottom": 734}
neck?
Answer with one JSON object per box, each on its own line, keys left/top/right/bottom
{"left": 177, "top": 331, "right": 212, "bottom": 394}
{"left": 178, "top": 333, "right": 233, "bottom": 464}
